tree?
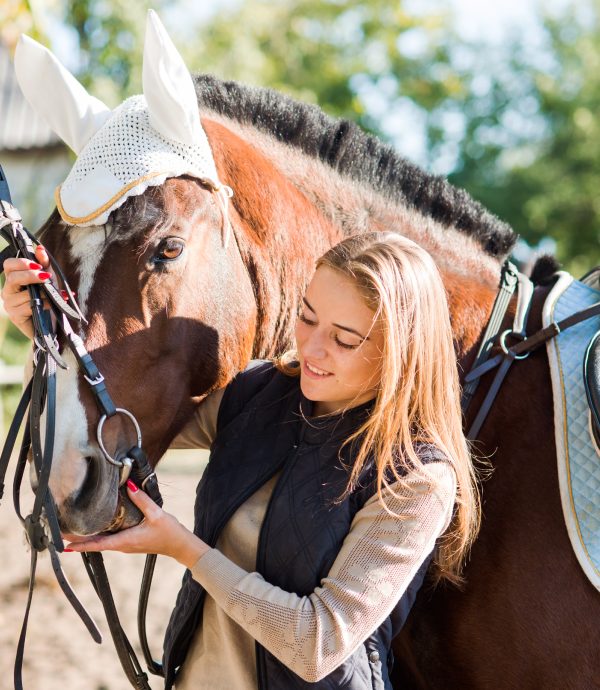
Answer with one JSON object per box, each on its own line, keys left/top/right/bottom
{"left": 64, "top": 0, "right": 165, "bottom": 105}
{"left": 0, "top": 0, "right": 46, "bottom": 49}
{"left": 446, "top": 1, "right": 600, "bottom": 272}
{"left": 184, "top": 0, "right": 463, "bottom": 137}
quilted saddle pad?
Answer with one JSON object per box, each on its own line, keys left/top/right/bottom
{"left": 544, "top": 270, "right": 600, "bottom": 589}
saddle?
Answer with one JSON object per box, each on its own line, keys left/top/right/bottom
{"left": 544, "top": 270, "right": 600, "bottom": 590}
{"left": 463, "top": 262, "right": 600, "bottom": 591}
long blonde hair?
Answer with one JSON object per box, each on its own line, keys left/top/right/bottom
{"left": 278, "top": 232, "right": 480, "bottom": 583}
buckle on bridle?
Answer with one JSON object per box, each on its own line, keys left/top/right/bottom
{"left": 24, "top": 514, "right": 49, "bottom": 552}
{"left": 84, "top": 372, "right": 105, "bottom": 387}
{"left": 499, "top": 329, "right": 530, "bottom": 360}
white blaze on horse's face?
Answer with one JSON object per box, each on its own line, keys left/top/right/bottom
{"left": 45, "top": 226, "right": 109, "bottom": 526}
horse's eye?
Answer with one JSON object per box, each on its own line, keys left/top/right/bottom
{"left": 155, "top": 237, "right": 185, "bottom": 263}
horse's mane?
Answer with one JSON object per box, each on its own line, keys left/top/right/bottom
{"left": 193, "top": 74, "right": 516, "bottom": 261}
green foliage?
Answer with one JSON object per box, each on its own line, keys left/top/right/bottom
{"left": 65, "top": 0, "right": 168, "bottom": 105}
{"left": 447, "top": 1, "right": 600, "bottom": 271}
{"left": 185, "top": 0, "right": 460, "bottom": 135}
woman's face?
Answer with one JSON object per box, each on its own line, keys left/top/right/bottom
{"left": 295, "top": 265, "right": 384, "bottom": 416}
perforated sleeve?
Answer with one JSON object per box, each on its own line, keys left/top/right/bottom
{"left": 190, "top": 461, "right": 455, "bottom": 682}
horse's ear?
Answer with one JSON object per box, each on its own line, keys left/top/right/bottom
{"left": 14, "top": 35, "right": 111, "bottom": 154}
{"left": 142, "top": 9, "right": 203, "bottom": 147}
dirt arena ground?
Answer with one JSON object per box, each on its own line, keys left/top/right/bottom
{"left": 0, "top": 450, "right": 208, "bottom": 690}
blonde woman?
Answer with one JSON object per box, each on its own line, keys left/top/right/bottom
{"left": 2, "top": 231, "right": 478, "bottom": 690}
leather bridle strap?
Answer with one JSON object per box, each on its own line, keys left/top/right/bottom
{"left": 465, "top": 295, "right": 600, "bottom": 439}
{"left": 0, "top": 191, "right": 162, "bottom": 688}
{"left": 82, "top": 552, "right": 153, "bottom": 690}
{"left": 80, "top": 447, "right": 164, "bottom": 688}
{"left": 58, "top": 314, "right": 117, "bottom": 417}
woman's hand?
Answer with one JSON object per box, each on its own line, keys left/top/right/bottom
{"left": 64, "top": 480, "right": 210, "bottom": 569}
{"left": 1, "top": 244, "right": 51, "bottom": 339}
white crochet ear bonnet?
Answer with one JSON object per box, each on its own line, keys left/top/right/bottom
{"left": 13, "top": 10, "right": 231, "bottom": 227}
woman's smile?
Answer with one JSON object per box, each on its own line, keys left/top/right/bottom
{"left": 303, "top": 360, "right": 333, "bottom": 378}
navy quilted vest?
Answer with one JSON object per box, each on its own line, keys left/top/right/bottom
{"left": 163, "top": 361, "right": 436, "bottom": 689}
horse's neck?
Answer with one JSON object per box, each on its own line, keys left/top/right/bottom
{"left": 443, "top": 270, "right": 500, "bottom": 365}
{"left": 210, "top": 118, "right": 501, "bottom": 361}
{"left": 217, "top": 116, "right": 503, "bottom": 286}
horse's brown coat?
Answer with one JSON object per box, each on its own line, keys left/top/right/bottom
{"left": 40, "top": 112, "right": 600, "bottom": 688}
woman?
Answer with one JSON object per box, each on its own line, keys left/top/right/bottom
{"left": 1, "top": 231, "right": 478, "bottom": 689}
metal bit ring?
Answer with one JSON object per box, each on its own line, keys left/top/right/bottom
{"left": 97, "top": 408, "right": 142, "bottom": 467}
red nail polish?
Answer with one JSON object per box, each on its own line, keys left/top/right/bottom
{"left": 29, "top": 262, "right": 42, "bottom": 270}
{"left": 127, "top": 479, "right": 139, "bottom": 492}
{"left": 63, "top": 548, "right": 74, "bottom": 553}
{"left": 38, "top": 272, "right": 51, "bottom": 281}
{"left": 60, "top": 289, "right": 69, "bottom": 300}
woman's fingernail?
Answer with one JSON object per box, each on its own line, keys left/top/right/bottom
{"left": 127, "top": 479, "right": 139, "bottom": 493}
{"left": 29, "top": 261, "right": 42, "bottom": 270}
{"left": 60, "top": 289, "right": 69, "bottom": 300}
{"left": 63, "top": 548, "right": 74, "bottom": 553}
{"left": 38, "top": 272, "right": 51, "bottom": 281}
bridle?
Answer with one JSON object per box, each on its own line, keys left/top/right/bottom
{"left": 0, "top": 165, "right": 164, "bottom": 690}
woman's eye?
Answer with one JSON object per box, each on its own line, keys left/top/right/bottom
{"left": 335, "top": 336, "right": 359, "bottom": 350}
{"left": 154, "top": 238, "right": 185, "bottom": 263}
{"left": 298, "top": 312, "right": 316, "bottom": 326}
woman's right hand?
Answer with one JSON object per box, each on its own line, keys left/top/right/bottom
{"left": 1, "top": 244, "right": 52, "bottom": 339}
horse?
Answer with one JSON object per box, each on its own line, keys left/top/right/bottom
{"left": 33, "top": 74, "right": 600, "bottom": 688}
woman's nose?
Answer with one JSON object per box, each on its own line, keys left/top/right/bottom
{"left": 303, "top": 330, "right": 328, "bottom": 359}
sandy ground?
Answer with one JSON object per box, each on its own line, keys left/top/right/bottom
{"left": 0, "top": 450, "right": 209, "bottom": 690}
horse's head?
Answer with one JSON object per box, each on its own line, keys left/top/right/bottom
{"left": 40, "top": 175, "right": 256, "bottom": 534}
{"left": 11, "top": 11, "right": 268, "bottom": 535}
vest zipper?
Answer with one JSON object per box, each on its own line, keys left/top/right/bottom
{"left": 255, "top": 425, "right": 306, "bottom": 690}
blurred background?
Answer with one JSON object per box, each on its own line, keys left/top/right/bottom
{"left": 0, "top": 1, "right": 598, "bottom": 686}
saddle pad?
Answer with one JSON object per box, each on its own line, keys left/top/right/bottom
{"left": 544, "top": 271, "right": 600, "bottom": 590}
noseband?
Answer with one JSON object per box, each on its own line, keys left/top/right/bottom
{"left": 0, "top": 166, "right": 163, "bottom": 690}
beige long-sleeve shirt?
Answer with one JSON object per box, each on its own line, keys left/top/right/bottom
{"left": 173, "top": 390, "right": 456, "bottom": 689}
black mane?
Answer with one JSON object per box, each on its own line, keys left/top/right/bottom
{"left": 193, "top": 74, "right": 516, "bottom": 260}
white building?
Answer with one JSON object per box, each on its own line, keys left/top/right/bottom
{"left": 0, "top": 42, "right": 71, "bottom": 231}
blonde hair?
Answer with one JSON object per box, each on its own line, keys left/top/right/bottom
{"left": 277, "top": 232, "right": 480, "bottom": 583}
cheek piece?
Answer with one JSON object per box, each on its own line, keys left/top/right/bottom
{"left": 0, "top": 168, "right": 165, "bottom": 689}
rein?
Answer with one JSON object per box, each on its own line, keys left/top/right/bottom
{"left": 463, "top": 260, "right": 600, "bottom": 438}
{"left": 0, "top": 167, "right": 164, "bottom": 689}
